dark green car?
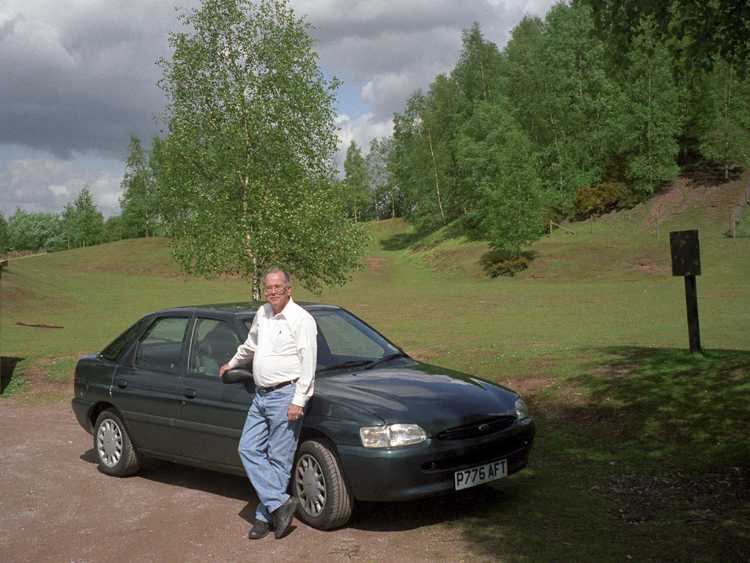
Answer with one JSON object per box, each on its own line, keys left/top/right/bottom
{"left": 72, "top": 303, "right": 535, "bottom": 530}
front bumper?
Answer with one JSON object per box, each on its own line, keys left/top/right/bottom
{"left": 339, "top": 417, "right": 535, "bottom": 502}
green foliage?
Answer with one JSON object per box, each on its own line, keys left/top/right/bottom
{"left": 457, "top": 100, "right": 545, "bottom": 254}
{"left": 6, "top": 210, "right": 63, "bottom": 251}
{"left": 479, "top": 248, "right": 530, "bottom": 277}
{"left": 366, "top": 137, "right": 401, "bottom": 219}
{"left": 452, "top": 23, "right": 505, "bottom": 105}
{"left": 620, "top": 17, "right": 682, "bottom": 194}
{"left": 0, "top": 212, "right": 8, "bottom": 254}
{"left": 102, "top": 215, "right": 125, "bottom": 243}
{"left": 695, "top": 59, "right": 750, "bottom": 181}
{"left": 120, "top": 135, "right": 158, "bottom": 238}
{"left": 391, "top": 92, "right": 442, "bottom": 230}
{"left": 62, "top": 188, "right": 105, "bottom": 249}
{"left": 586, "top": 0, "right": 750, "bottom": 76}
{"left": 342, "top": 141, "right": 371, "bottom": 221}
{"left": 533, "top": 3, "right": 626, "bottom": 208}
{"left": 156, "top": 0, "right": 366, "bottom": 298}
{"left": 574, "top": 181, "right": 628, "bottom": 218}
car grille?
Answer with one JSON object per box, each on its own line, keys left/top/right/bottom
{"left": 436, "top": 415, "right": 516, "bottom": 440}
{"left": 421, "top": 432, "right": 532, "bottom": 473}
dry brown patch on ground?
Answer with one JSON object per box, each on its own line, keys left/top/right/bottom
{"left": 508, "top": 376, "right": 556, "bottom": 397}
{"left": 406, "top": 348, "right": 441, "bottom": 362}
{"left": 631, "top": 255, "right": 670, "bottom": 276}
{"left": 365, "top": 257, "right": 385, "bottom": 273}
{"left": 646, "top": 172, "right": 750, "bottom": 226}
{"left": 6, "top": 357, "right": 75, "bottom": 405}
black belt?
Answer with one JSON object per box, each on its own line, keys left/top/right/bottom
{"left": 257, "top": 379, "right": 297, "bottom": 393}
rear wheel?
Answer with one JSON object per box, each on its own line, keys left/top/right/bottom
{"left": 293, "top": 439, "right": 353, "bottom": 530}
{"left": 93, "top": 410, "right": 141, "bottom": 476}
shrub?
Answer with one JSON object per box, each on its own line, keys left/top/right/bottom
{"left": 480, "top": 249, "right": 531, "bottom": 277}
{"left": 574, "top": 181, "right": 627, "bottom": 218}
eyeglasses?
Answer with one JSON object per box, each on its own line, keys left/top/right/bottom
{"left": 265, "top": 285, "right": 288, "bottom": 294}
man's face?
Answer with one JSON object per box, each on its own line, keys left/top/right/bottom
{"left": 265, "top": 272, "right": 291, "bottom": 312}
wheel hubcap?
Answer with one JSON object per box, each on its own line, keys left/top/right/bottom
{"left": 295, "top": 453, "right": 326, "bottom": 516}
{"left": 96, "top": 419, "right": 123, "bottom": 467}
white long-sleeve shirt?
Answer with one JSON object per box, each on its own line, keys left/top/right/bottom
{"left": 227, "top": 297, "right": 317, "bottom": 408}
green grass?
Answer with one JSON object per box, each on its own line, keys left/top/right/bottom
{"left": 47, "top": 356, "right": 78, "bottom": 382}
{"left": 1, "top": 175, "right": 749, "bottom": 559}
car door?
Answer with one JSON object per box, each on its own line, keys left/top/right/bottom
{"left": 112, "top": 314, "right": 191, "bottom": 456}
{"left": 177, "top": 316, "right": 252, "bottom": 469}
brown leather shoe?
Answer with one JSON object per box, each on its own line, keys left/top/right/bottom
{"left": 272, "top": 497, "right": 298, "bottom": 539}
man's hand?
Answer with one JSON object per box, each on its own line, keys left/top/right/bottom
{"left": 219, "top": 363, "right": 230, "bottom": 378}
{"left": 288, "top": 404, "right": 304, "bottom": 422}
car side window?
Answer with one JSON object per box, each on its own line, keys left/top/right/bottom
{"left": 189, "top": 318, "right": 241, "bottom": 376}
{"left": 135, "top": 317, "right": 190, "bottom": 372}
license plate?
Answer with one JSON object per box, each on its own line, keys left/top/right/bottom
{"left": 454, "top": 459, "right": 507, "bottom": 491}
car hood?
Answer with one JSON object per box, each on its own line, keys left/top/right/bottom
{"left": 316, "top": 360, "right": 519, "bottom": 435}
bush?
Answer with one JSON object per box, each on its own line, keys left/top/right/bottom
{"left": 480, "top": 249, "right": 532, "bottom": 277}
{"left": 574, "top": 181, "right": 628, "bottom": 218}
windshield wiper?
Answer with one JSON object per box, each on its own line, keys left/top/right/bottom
{"left": 317, "top": 360, "right": 374, "bottom": 373}
{"left": 363, "top": 352, "right": 409, "bottom": 370}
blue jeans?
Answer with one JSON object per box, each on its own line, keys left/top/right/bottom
{"left": 238, "top": 384, "right": 302, "bottom": 524}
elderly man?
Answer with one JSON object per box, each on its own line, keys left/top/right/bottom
{"left": 220, "top": 268, "right": 317, "bottom": 540}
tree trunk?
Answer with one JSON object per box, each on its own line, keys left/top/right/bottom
{"left": 240, "top": 174, "right": 260, "bottom": 302}
{"left": 425, "top": 127, "right": 446, "bottom": 222}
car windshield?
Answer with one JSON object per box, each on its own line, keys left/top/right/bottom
{"left": 242, "top": 308, "right": 405, "bottom": 372}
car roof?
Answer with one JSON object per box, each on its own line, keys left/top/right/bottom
{"left": 152, "top": 302, "right": 342, "bottom": 317}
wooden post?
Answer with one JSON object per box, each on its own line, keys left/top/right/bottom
{"left": 669, "top": 230, "right": 702, "bottom": 354}
{"left": 684, "top": 275, "right": 701, "bottom": 353}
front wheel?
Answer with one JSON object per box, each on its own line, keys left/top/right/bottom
{"left": 293, "top": 439, "right": 353, "bottom": 530}
{"left": 93, "top": 409, "right": 141, "bottom": 477}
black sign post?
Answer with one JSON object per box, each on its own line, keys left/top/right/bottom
{"left": 669, "top": 230, "right": 702, "bottom": 353}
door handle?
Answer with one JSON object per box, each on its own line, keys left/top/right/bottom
{"left": 115, "top": 379, "right": 128, "bottom": 389}
{"left": 184, "top": 389, "right": 197, "bottom": 399}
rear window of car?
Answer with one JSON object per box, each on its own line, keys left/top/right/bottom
{"left": 99, "top": 319, "right": 145, "bottom": 361}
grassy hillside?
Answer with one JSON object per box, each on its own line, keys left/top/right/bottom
{"left": 1, "top": 174, "right": 748, "bottom": 560}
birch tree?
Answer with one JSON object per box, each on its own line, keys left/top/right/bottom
{"left": 156, "top": 0, "right": 365, "bottom": 299}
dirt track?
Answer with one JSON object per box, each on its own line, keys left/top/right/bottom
{"left": 0, "top": 399, "right": 487, "bottom": 562}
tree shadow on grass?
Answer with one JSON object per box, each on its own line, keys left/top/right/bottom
{"left": 379, "top": 230, "right": 424, "bottom": 251}
{"left": 566, "top": 347, "right": 750, "bottom": 466}
{"left": 454, "top": 347, "right": 750, "bottom": 561}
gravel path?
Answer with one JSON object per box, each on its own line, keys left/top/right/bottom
{"left": 0, "top": 400, "right": 484, "bottom": 562}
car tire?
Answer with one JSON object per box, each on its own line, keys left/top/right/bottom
{"left": 292, "top": 439, "right": 353, "bottom": 530}
{"left": 93, "top": 409, "right": 141, "bottom": 477}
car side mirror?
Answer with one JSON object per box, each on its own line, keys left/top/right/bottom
{"left": 222, "top": 368, "right": 253, "bottom": 384}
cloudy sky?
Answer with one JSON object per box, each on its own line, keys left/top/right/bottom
{"left": 0, "top": 0, "right": 556, "bottom": 217}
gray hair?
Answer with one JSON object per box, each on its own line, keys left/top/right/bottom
{"left": 264, "top": 267, "right": 291, "bottom": 286}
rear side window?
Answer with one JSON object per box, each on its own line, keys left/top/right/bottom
{"left": 100, "top": 319, "right": 144, "bottom": 361}
{"left": 189, "top": 319, "right": 241, "bottom": 376}
{"left": 135, "top": 317, "right": 190, "bottom": 372}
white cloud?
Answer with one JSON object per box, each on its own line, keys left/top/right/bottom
{"left": 48, "top": 184, "right": 69, "bottom": 197}
{"left": 0, "top": 153, "right": 123, "bottom": 217}
{"left": 334, "top": 113, "right": 393, "bottom": 171}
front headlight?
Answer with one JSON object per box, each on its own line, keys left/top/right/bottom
{"left": 515, "top": 397, "right": 529, "bottom": 419}
{"left": 359, "top": 424, "right": 427, "bottom": 448}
